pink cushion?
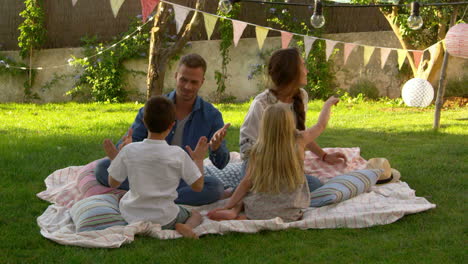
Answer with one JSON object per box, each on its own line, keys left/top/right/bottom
{"left": 77, "top": 159, "right": 126, "bottom": 200}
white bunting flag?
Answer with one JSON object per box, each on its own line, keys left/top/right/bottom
{"left": 380, "top": 48, "right": 392, "bottom": 69}
{"left": 72, "top": 0, "right": 78, "bottom": 6}
{"left": 110, "top": 0, "right": 125, "bottom": 18}
{"left": 256, "top": 26, "right": 269, "bottom": 50}
{"left": 304, "top": 36, "right": 316, "bottom": 58}
{"left": 281, "top": 31, "right": 293, "bottom": 49}
{"left": 232, "top": 20, "right": 247, "bottom": 47}
{"left": 173, "top": 4, "right": 190, "bottom": 33}
{"left": 203, "top": 13, "right": 218, "bottom": 40}
{"left": 343, "top": 43, "right": 357, "bottom": 65}
{"left": 363, "top": 46, "right": 375, "bottom": 66}
{"left": 325, "top": 40, "right": 338, "bottom": 61}
{"left": 397, "top": 49, "right": 408, "bottom": 70}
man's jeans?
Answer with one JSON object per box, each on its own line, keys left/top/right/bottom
{"left": 95, "top": 158, "right": 225, "bottom": 206}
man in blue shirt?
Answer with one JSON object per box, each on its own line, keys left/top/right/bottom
{"left": 95, "top": 53, "right": 230, "bottom": 206}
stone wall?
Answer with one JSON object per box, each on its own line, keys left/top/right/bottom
{"left": 0, "top": 31, "right": 466, "bottom": 103}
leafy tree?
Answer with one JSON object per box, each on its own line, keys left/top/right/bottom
{"left": 18, "top": 0, "right": 47, "bottom": 100}
{"left": 146, "top": 0, "right": 205, "bottom": 98}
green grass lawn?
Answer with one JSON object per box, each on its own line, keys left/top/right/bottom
{"left": 1, "top": 101, "right": 466, "bottom": 263}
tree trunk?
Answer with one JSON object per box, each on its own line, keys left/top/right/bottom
{"left": 146, "top": 0, "right": 204, "bottom": 99}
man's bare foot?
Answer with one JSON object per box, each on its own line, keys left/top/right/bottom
{"left": 175, "top": 223, "right": 199, "bottom": 239}
{"left": 222, "top": 188, "right": 233, "bottom": 199}
{"left": 103, "top": 139, "right": 119, "bottom": 160}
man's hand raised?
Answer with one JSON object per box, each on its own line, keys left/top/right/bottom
{"left": 209, "top": 123, "right": 231, "bottom": 151}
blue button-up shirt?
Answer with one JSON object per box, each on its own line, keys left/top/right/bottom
{"left": 117, "top": 91, "right": 230, "bottom": 169}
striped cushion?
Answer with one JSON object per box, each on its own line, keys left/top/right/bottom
{"left": 310, "top": 169, "right": 381, "bottom": 207}
{"left": 70, "top": 194, "right": 127, "bottom": 232}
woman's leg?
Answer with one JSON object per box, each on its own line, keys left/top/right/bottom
{"left": 305, "top": 174, "right": 323, "bottom": 192}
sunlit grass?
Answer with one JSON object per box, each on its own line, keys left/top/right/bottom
{"left": 1, "top": 101, "right": 466, "bottom": 263}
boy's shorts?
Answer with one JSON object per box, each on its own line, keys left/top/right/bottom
{"left": 161, "top": 205, "right": 192, "bottom": 230}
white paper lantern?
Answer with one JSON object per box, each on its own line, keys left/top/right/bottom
{"left": 445, "top": 23, "right": 468, "bottom": 58}
{"left": 402, "top": 78, "right": 434, "bottom": 107}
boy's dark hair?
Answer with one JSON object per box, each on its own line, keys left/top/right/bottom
{"left": 144, "top": 96, "right": 175, "bottom": 133}
{"left": 178, "top": 53, "right": 207, "bottom": 74}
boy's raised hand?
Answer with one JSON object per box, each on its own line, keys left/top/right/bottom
{"left": 186, "top": 136, "right": 209, "bottom": 161}
{"left": 209, "top": 123, "right": 231, "bottom": 151}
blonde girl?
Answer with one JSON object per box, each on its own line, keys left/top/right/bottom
{"left": 208, "top": 97, "right": 338, "bottom": 221}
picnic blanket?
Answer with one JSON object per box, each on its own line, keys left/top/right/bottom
{"left": 37, "top": 148, "right": 436, "bottom": 248}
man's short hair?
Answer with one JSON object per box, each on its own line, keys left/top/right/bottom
{"left": 178, "top": 53, "right": 207, "bottom": 74}
{"left": 144, "top": 96, "right": 175, "bottom": 133}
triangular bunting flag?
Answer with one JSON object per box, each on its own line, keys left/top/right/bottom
{"left": 232, "top": 20, "right": 247, "bottom": 47}
{"left": 203, "top": 13, "right": 218, "bottom": 40}
{"left": 380, "top": 48, "right": 392, "bottom": 69}
{"left": 304, "top": 36, "right": 316, "bottom": 58}
{"left": 363, "top": 46, "right": 375, "bottom": 66}
{"left": 141, "top": 0, "right": 159, "bottom": 22}
{"left": 255, "top": 26, "right": 269, "bottom": 50}
{"left": 281, "top": 31, "right": 293, "bottom": 49}
{"left": 429, "top": 43, "right": 439, "bottom": 60}
{"left": 110, "top": 0, "right": 125, "bottom": 18}
{"left": 343, "top": 43, "right": 357, "bottom": 65}
{"left": 412, "top": 51, "right": 424, "bottom": 70}
{"left": 72, "top": 0, "right": 78, "bottom": 6}
{"left": 325, "top": 40, "right": 338, "bottom": 61}
{"left": 173, "top": 4, "right": 190, "bottom": 33}
{"left": 397, "top": 49, "right": 408, "bottom": 70}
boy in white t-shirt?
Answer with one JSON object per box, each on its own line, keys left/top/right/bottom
{"left": 107, "top": 96, "right": 207, "bottom": 239}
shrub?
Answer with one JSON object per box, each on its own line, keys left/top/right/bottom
{"left": 349, "top": 79, "right": 380, "bottom": 100}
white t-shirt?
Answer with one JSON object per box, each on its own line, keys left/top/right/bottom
{"left": 108, "top": 139, "right": 201, "bottom": 225}
{"left": 239, "top": 88, "right": 308, "bottom": 159}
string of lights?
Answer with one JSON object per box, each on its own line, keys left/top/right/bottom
{"left": 218, "top": 0, "right": 468, "bottom": 29}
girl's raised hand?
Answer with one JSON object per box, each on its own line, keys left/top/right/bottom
{"left": 325, "top": 96, "right": 340, "bottom": 106}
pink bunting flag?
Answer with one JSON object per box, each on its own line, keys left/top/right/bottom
{"left": 325, "top": 40, "right": 338, "bottom": 61}
{"left": 412, "top": 51, "right": 424, "bottom": 70}
{"left": 72, "top": 0, "right": 78, "bottom": 6}
{"left": 343, "top": 43, "right": 357, "bottom": 65}
{"left": 232, "top": 20, "right": 247, "bottom": 47}
{"left": 281, "top": 31, "right": 293, "bottom": 49}
{"left": 380, "top": 48, "right": 392, "bottom": 69}
{"left": 304, "top": 36, "right": 316, "bottom": 58}
{"left": 173, "top": 4, "right": 190, "bottom": 34}
{"left": 141, "top": 0, "right": 160, "bottom": 22}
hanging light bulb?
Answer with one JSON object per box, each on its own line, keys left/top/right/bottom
{"left": 218, "top": 0, "right": 232, "bottom": 13}
{"left": 310, "top": 0, "right": 325, "bottom": 28}
{"left": 407, "top": 2, "right": 423, "bottom": 30}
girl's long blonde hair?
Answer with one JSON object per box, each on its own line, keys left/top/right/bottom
{"left": 249, "top": 104, "right": 305, "bottom": 194}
